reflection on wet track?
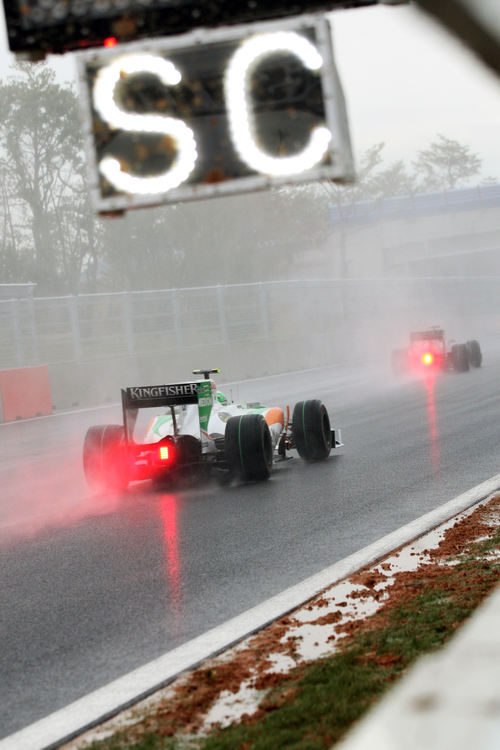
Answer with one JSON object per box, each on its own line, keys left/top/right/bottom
{"left": 160, "top": 493, "right": 183, "bottom": 622}
{"left": 2, "top": 360, "right": 500, "bottom": 738}
{"left": 424, "top": 374, "right": 441, "bottom": 477}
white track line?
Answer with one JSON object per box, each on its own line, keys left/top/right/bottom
{"left": 3, "top": 473, "right": 500, "bottom": 750}
{"left": 0, "top": 402, "right": 120, "bottom": 426}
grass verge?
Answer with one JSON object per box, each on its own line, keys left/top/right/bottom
{"left": 80, "top": 509, "right": 500, "bottom": 750}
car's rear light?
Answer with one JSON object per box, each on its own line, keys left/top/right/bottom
{"left": 159, "top": 445, "right": 170, "bottom": 461}
{"left": 422, "top": 352, "right": 434, "bottom": 366}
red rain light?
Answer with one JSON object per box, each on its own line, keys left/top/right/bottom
{"left": 104, "top": 37, "right": 117, "bottom": 48}
{"left": 159, "top": 445, "right": 170, "bottom": 461}
{"left": 422, "top": 352, "right": 434, "bottom": 366}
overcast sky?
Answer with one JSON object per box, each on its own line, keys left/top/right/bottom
{"left": 331, "top": 4, "right": 500, "bottom": 182}
{"left": 0, "top": 2, "right": 498, "bottom": 183}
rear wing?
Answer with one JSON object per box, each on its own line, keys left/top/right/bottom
{"left": 121, "top": 380, "right": 214, "bottom": 450}
{"left": 410, "top": 329, "right": 444, "bottom": 341}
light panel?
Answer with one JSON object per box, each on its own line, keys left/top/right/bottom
{"left": 2, "top": 0, "right": 379, "bottom": 58}
{"left": 77, "top": 15, "right": 354, "bottom": 214}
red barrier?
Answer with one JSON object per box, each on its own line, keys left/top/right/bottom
{"left": 0, "top": 365, "right": 52, "bottom": 421}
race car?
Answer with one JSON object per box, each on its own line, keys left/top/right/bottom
{"left": 391, "top": 327, "right": 482, "bottom": 376}
{"left": 83, "top": 369, "right": 342, "bottom": 491}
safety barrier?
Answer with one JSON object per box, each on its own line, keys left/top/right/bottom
{"left": 0, "top": 365, "right": 52, "bottom": 422}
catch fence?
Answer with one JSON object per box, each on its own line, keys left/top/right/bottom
{"left": 0, "top": 278, "right": 497, "bottom": 407}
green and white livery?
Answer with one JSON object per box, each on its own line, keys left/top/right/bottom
{"left": 82, "top": 368, "right": 342, "bottom": 491}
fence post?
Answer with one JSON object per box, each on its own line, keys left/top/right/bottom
{"left": 217, "top": 285, "right": 229, "bottom": 345}
{"left": 171, "top": 289, "right": 183, "bottom": 348}
{"left": 28, "top": 297, "right": 40, "bottom": 365}
{"left": 259, "top": 282, "right": 270, "bottom": 341}
{"left": 69, "top": 296, "right": 82, "bottom": 362}
{"left": 10, "top": 298, "right": 24, "bottom": 367}
{"left": 122, "top": 292, "right": 135, "bottom": 357}
{"left": 296, "top": 279, "right": 309, "bottom": 339}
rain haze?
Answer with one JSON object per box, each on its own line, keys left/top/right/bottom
{"left": 0, "top": 3, "right": 497, "bottom": 394}
{"left": 1, "top": 0, "right": 500, "bottom": 744}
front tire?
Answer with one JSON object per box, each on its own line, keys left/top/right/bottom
{"left": 451, "top": 343, "right": 469, "bottom": 373}
{"left": 292, "top": 400, "right": 332, "bottom": 461}
{"left": 224, "top": 414, "right": 273, "bottom": 481}
{"left": 83, "top": 424, "right": 129, "bottom": 491}
{"left": 466, "top": 339, "right": 482, "bottom": 368}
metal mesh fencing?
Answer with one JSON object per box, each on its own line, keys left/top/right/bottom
{"left": 0, "top": 278, "right": 498, "bottom": 372}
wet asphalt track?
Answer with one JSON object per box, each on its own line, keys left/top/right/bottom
{"left": 1, "top": 358, "right": 500, "bottom": 738}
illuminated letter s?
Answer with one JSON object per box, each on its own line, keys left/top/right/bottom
{"left": 93, "top": 54, "right": 197, "bottom": 194}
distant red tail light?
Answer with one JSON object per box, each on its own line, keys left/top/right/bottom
{"left": 422, "top": 352, "right": 434, "bottom": 366}
{"left": 104, "top": 37, "right": 118, "bottom": 48}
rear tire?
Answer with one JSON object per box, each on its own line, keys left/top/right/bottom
{"left": 292, "top": 400, "right": 332, "bottom": 461}
{"left": 451, "top": 343, "right": 470, "bottom": 373}
{"left": 224, "top": 414, "right": 273, "bottom": 481}
{"left": 175, "top": 434, "right": 202, "bottom": 465}
{"left": 466, "top": 339, "right": 482, "bottom": 368}
{"left": 83, "top": 424, "right": 129, "bottom": 491}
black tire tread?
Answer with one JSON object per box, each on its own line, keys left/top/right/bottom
{"left": 224, "top": 414, "right": 273, "bottom": 481}
{"left": 292, "top": 400, "right": 332, "bottom": 461}
{"left": 466, "top": 339, "right": 482, "bottom": 368}
{"left": 451, "top": 343, "right": 469, "bottom": 373}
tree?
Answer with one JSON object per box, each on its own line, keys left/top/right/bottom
{"left": 0, "top": 64, "right": 103, "bottom": 293}
{"left": 100, "top": 186, "right": 313, "bottom": 291}
{"left": 413, "top": 134, "right": 481, "bottom": 192}
{"left": 366, "top": 160, "right": 417, "bottom": 199}
{"left": 325, "top": 143, "right": 420, "bottom": 208}
{"left": 325, "top": 143, "right": 385, "bottom": 216}
{"left": 100, "top": 135, "right": 486, "bottom": 290}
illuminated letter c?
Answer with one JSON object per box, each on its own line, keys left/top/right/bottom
{"left": 224, "top": 31, "right": 332, "bottom": 177}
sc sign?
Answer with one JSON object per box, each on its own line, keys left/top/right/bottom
{"left": 77, "top": 15, "right": 354, "bottom": 214}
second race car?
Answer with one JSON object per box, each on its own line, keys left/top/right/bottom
{"left": 391, "top": 327, "right": 482, "bottom": 376}
{"left": 83, "top": 369, "right": 343, "bottom": 491}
